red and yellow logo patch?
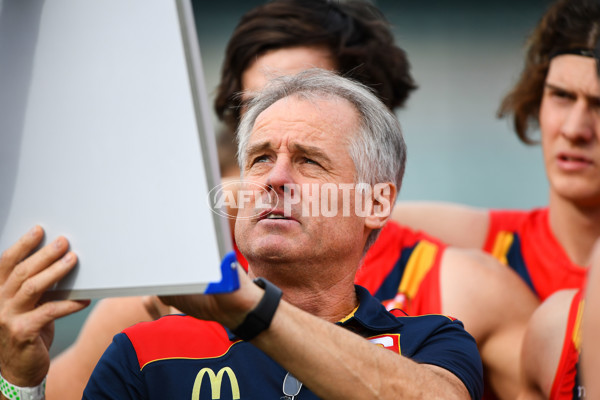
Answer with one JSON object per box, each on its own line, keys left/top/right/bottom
{"left": 368, "top": 334, "right": 401, "bottom": 354}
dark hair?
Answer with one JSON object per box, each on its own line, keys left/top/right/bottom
{"left": 214, "top": 0, "right": 417, "bottom": 131}
{"left": 498, "top": 0, "right": 600, "bottom": 144}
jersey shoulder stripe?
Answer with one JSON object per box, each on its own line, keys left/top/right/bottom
{"left": 123, "top": 315, "right": 239, "bottom": 369}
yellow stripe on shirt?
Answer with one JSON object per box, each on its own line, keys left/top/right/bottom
{"left": 491, "top": 231, "right": 514, "bottom": 266}
{"left": 398, "top": 240, "right": 439, "bottom": 299}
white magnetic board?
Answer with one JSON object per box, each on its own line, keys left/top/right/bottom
{"left": 0, "top": 0, "right": 236, "bottom": 299}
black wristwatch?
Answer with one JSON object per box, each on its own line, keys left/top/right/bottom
{"left": 231, "top": 277, "right": 283, "bottom": 341}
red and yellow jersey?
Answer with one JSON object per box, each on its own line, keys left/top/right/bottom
{"left": 483, "top": 208, "right": 587, "bottom": 301}
{"left": 550, "top": 289, "right": 585, "bottom": 400}
{"left": 355, "top": 221, "right": 447, "bottom": 315}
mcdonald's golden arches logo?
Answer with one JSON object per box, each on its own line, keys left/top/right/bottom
{"left": 191, "top": 367, "right": 240, "bottom": 400}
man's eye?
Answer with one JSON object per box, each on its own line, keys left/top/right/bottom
{"left": 552, "top": 90, "right": 574, "bottom": 100}
{"left": 252, "top": 155, "right": 270, "bottom": 164}
{"left": 302, "top": 157, "right": 320, "bottom": 166}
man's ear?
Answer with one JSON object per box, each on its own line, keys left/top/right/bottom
{"left": 365, "top": 182, "right": 397, "bottom": 229}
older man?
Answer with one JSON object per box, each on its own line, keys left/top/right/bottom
{"left": 0, "top": 69, "right": 482, "bottom": 400}
{"left": 74, "top": 70, "right": 481, "bottom": 399}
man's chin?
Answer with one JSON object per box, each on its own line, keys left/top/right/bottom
{"left": 242, "top": 242, "right": 299, "bottom": 265}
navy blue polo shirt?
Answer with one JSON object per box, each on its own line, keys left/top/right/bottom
{"left": 83, "top": 286, "right": 483, "bottom": 399}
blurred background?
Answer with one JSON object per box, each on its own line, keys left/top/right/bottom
{"left": 52, "top": 0, "right": 552, "bottom": 357}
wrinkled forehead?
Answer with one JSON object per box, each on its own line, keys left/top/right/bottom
{"left": 237, "top": 96, "right": 359, "bottom": 171}
{"left": 250, "top": 94, "right": 359, "bottom": 139}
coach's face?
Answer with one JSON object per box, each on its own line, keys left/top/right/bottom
{"left": 235, "top": 95, "right": 371, "bottom": 267}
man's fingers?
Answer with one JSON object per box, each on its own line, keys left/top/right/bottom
{"left": 3, "top": 237, "right": 71, "bottom": 298}
{"left": 11, "top": 252, "right": 78, "bottom": 309}
{"left": 13, "top": 299, "right": 90, "bottom": 346}
{"left": 35, "top": 299, "right": 91, "bottom": 327}
{"left": 0, "top": 226, "right": 44, "bottom": 283}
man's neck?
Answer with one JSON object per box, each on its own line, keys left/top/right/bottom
{"left": 248, "top": 261, "right": 359, "bottom": 323}
{"left": 549, "top": 192, "right": 600, "bottom": 266}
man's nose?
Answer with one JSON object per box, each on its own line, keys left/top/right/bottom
{"left": 266, "top": 157, "right": 295, "bottom": 195}
{"left": 561, "top": 99, "right": 595, "bottom": 143}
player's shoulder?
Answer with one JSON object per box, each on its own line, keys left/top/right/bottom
{"left": 489, "top": 207, "right": 545, "bottom": 231}
{"left": 122, "top": 315, "right": 238, "bottom": 369}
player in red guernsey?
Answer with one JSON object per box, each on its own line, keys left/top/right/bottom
{"left": 392, "top": 0, "right": 600, "bottom": 306}
{"left": 394, "top": 4, "right": 600, "bottom": 397}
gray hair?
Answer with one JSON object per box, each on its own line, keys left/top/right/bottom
{"left": 236, "top": 68, "right": 407, "bottom": 249}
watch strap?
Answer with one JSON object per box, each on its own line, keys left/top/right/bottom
{"left": 232, "top": 277, "right": 282, "bottom": 341}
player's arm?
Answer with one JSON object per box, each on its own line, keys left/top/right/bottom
{"left": 46, "top": 296, "right": 159, "bottom": 399}
{"left": 391, "top": 202, "right": 489, "bottom": 249}
{"left": 440, "top": 248, "right": 539, "bottom": 400}
{"left": 517, "top": 289, "right": 576, "bottom": 400}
